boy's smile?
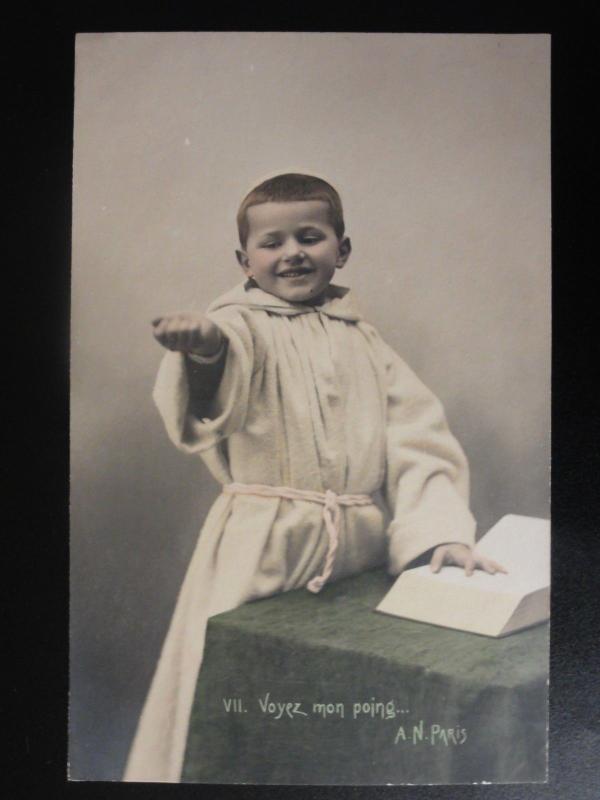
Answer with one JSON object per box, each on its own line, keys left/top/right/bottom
{"left": 236, "top": 201, "right": 351, "bottom": 304}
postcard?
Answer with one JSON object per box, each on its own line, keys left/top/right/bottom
{"left": 69, "top": 31, "right": 550, "bottom": 784}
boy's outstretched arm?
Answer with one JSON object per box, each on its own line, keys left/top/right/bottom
{"left": 152, "top": 312, "right": 228, "bottom": 420}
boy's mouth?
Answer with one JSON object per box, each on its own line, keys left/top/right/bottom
{"left": 277, "top": 266, "right": 314, "bottom": 278}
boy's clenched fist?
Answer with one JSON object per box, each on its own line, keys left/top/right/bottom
{"left": 152, "top": 313, "right": 224, "bottom": 357}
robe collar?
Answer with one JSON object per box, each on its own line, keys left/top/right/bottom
{"left": 207, "top": 280, "right": 362, "bottom": 322}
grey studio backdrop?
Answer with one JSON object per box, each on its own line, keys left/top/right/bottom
{"left": 70, "top": 33, "right": 550, "bottom": 781}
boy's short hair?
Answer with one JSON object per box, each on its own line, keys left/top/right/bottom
{"left": 237, "top": 173, "right": 345, "bottom": 248}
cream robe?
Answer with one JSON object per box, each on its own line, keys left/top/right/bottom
{"left": 123, "top": 281, "right": 476, "bottom": 783}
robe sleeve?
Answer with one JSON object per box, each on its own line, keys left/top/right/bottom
{"left": 151, "top": 309, "right": 259, "bottom": 454}
{"left": 186, "top": 345, "right": 228, "bottom": 421}
{"left": 380, "top": 340, "right": 477, "bottom": 575}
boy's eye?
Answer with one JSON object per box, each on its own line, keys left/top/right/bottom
{"left": 261, "top": 241, "right": 280, "bottom": 249}
{"left": 300, "top": 235, "right": 323, "bottom": 245}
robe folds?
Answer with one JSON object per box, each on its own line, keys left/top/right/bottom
{"left": 123, "top": 281, "right": 476, "bottom": 783}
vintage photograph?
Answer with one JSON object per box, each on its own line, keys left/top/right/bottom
{"left": 69, "top": 32, "right": 550, "bottom": 784}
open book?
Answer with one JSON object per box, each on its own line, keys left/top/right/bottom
{"left": 376, "top": 515, "right": 550, "bottom": 637}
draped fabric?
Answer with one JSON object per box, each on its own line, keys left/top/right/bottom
{"left": 183, "top": 570, "right": 549, "bottom": 784}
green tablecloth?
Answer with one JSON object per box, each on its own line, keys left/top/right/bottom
{"left": 182, "top": 568, "right": 548, "bottom": 784}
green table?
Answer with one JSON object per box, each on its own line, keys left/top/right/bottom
{"left": 182, "top": 569, "right": 548, "bottom": 784}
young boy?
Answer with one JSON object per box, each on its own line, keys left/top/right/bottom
{"left": 124, "top": 173, "right": 504, "bottom": 783}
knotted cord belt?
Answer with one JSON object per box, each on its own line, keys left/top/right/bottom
{"left": 222, "top": 482, "right": 374, "bottom": 593}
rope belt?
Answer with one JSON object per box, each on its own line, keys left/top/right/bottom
{"left": 223, "top": 482, "right": 374, "bottom": 593}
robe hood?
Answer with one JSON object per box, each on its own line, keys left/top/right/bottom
{"left": 207, "top": 280, "right": 363, "bottom": 322}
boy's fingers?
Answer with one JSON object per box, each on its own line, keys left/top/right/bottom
{"left": 464, "top": 554, "right": 476, "bottom": 577}
{"left": 166, "top": 335, "right": 183, "bottom": 351}
{"left": 476, "top": 555, "right": 508, "bottom": 575}
{"left": 152, "top": 318, "right": 188, "bottom": 352}
{"left": 429, "top": 547, "right": 446, "bottom": 573}
{"left": 190, "top": 324, "right": 210, "bottom": 349}
{"left": 180, "top": 328, "right": 193, "bottom": 350}
{"left": 164, "top": 319, "right": 182, "bottom": 339}
{"left": 154, "top": 317, "right": 175, "bottom": 336}
{"left": 470, "top": 555, "right": 508, "bottom": 576}
{"left": 189, "top": 328, "right": 202, "bottom": 349}
{"left": 155, "top": 320, "right": 177, "bottom": 347}
{"left": 482, "top": 558, "right": 496, "bottom": 574}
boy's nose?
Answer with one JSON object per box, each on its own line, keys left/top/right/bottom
{"left": 281, "top": 244, "right": 306, "bottom": 263}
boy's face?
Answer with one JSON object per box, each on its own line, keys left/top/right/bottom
{"left": 236, "top": 200, "right": 351, "bottom": 304}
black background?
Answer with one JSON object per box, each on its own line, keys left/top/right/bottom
{"left": 5, "top": 4, "right": 599, "bottom": 799}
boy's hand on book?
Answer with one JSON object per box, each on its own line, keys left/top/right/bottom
{"left": 429, "top": 543, "right": 508, "bottom": 577}
{"left": 152, "top": 313, "right": 224, "bottom": 357}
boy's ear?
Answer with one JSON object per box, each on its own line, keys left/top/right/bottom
{"left": 236, "top": 249, "right": 251, "bottom": 274}
{"left": 335, "top": 237, "right": 352, "bottom": 269}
